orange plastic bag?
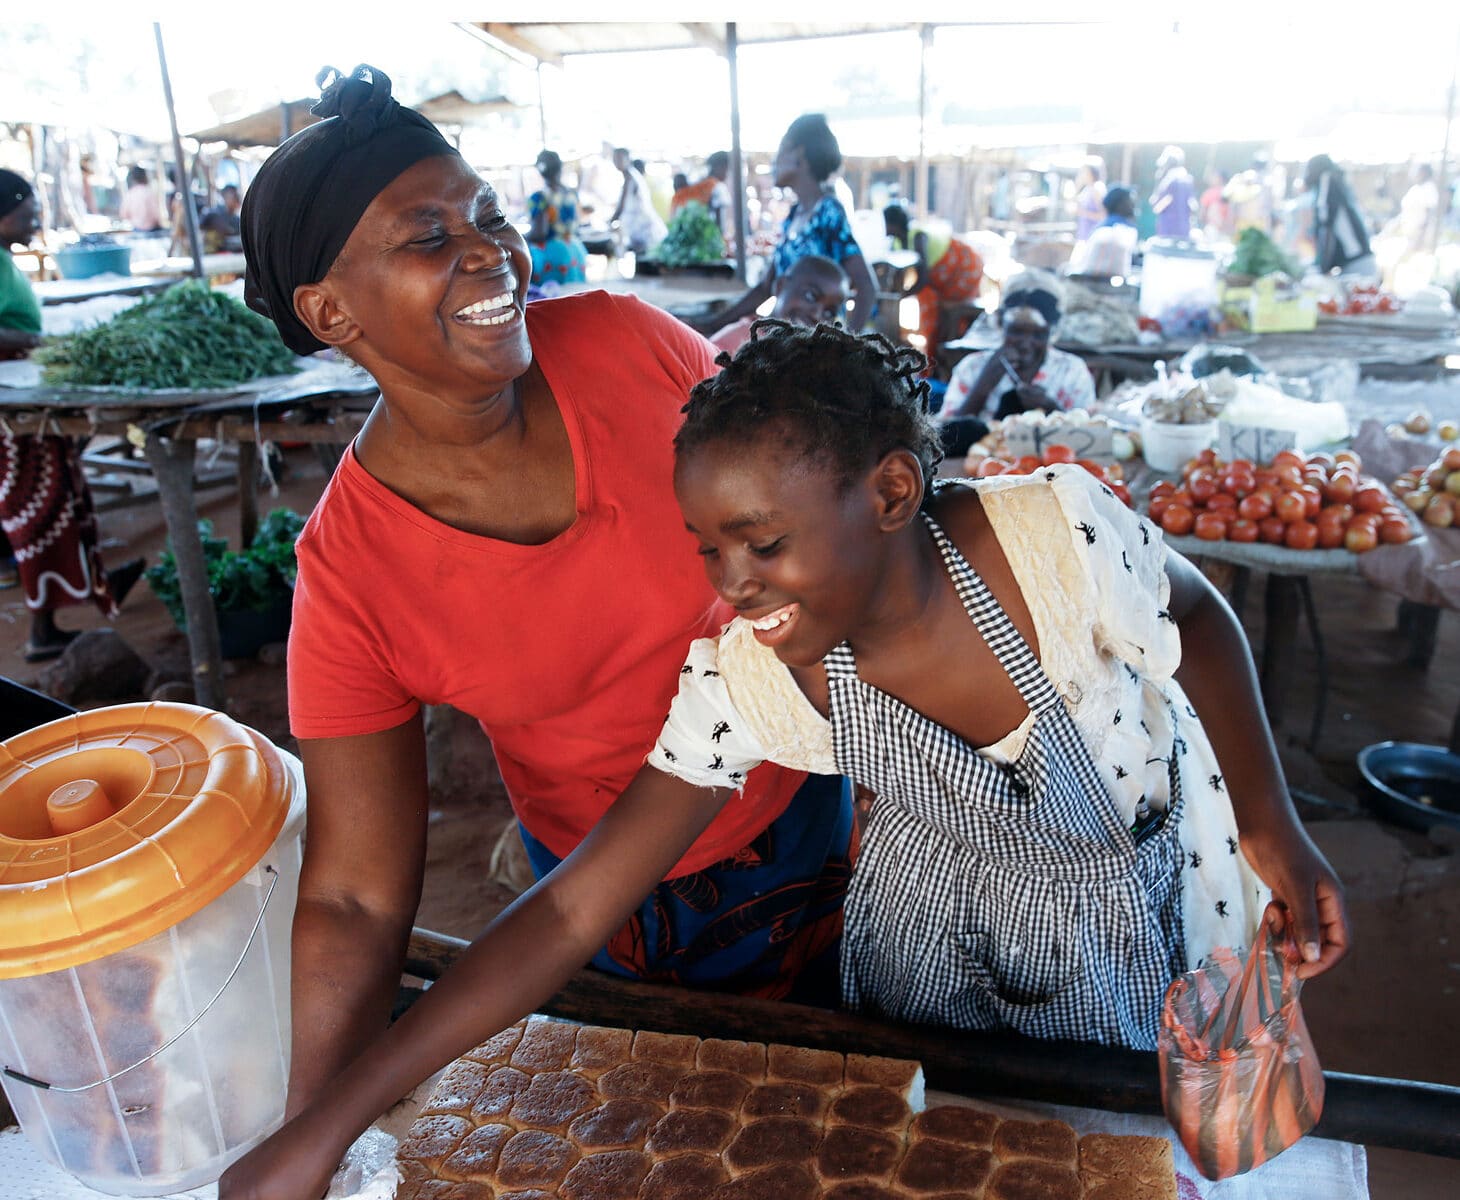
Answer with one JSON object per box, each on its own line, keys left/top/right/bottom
{"left": 1158, "top": 922, "right": 1325, "bottom": 1180}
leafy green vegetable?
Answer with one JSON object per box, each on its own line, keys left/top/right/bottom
{"left": 1228, "top": 228, "right": 1304, "bottom": 282}
{"left": 35, "top": 279, "right": 299, "bottom": 389}
{"left": 649, "top": 201, "right": 726, "bottom": 267}
{"left": 146, "top": 507, "right": 304, "bottom": 625}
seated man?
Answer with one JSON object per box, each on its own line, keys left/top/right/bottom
{"left": 708, "top": 254, "right": 849, "bottom": 354}
{"left": 199, "top": 185, "right": 243, "bottom": 254}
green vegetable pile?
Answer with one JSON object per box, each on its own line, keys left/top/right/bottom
{"left": 146, "top": 508, "right": 304, "bottom": 625}
{"left": 1228, "top": 228, "right": 1305, "bottom": 282}
{"left": 36, "top": 279, "right": 299, "bottom": 389}
{"left": 649, "top": 201, "right": 726, "bottom": 267}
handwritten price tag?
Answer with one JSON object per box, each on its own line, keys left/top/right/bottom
{"left": 1004, "top": 420, "right": 1115, "bottom": 463}
{"left": 1218, "top": 423, "right": 1298, "bottom": 465}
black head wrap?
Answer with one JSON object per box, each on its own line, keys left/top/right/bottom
{"left": 1001, "top": 288, "right": 1061, "bottom": 327}
{"left": 242, "top": 65, "right": 460, "bottom": 354}
{"left": 0, "top": 170, "right": 33, "bottom": 221}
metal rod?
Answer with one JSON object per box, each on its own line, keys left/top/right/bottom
{"left": 726, "top": 22, "right": 747, "bottom": 286}
{"left": 154, "top": 22, "right": 204, "bottom": 278}
{"left": 916, "top": 25, "right": 931, "bottom": 220}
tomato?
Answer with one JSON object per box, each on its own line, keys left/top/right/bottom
{"left": 1150, "top": 480, "right": 1177, "bottom": 502}
{"left": 1075, "top": 458, "right": 1105, "bottom": 479}
{"left": 1353, "top": 485, "right": 1388, "bottom": 514}
{"left": 976, "top": 457, "right": 1010, "bottom": 477}
{"left": 1303, "top": 466, "right": 1328, "bottom": 489}
{"left": 1347, "top": 512, "right": 1381, "bottom": 532}
{"left": 1220, "top": 470, "right": 1256, "bottom": 498}
{"left": 1206, "top": 492, "right": 1238, "bottom": 512}
{"left": 1189, "top": 471, "right": 1219, "bottom": 503}
{"left": 1442, "top": 448, "right": 1460, "bottom": 471}
{"left": 1284, "top": 520, "right": 1319, "bottom": 550}
{"left": 1254, "top": 467, "right": 1279, "bottom": 489}
{"left": 1380, "top": 518, "right": 1413, "bottom": 544}
{"left": 1344, "top": 524, "right": 1378, "bottom": 553}
{"left": 1161, "top": 504, "right": 1196, "bottom": 536}
{"left": 1307, "top": 452, "right": 1335, "bottom": 472}
{"left": 1014, "top": 455, "right": 1043, "bottom": 475}
{"left": 1321, "top": 501, "right": 1355, "bottom": 526}
{"left": 1042, "top": 444, "right": 1076, "bottom": 465}
{"left": 1169, "top": 488, "right": 1194, "bottom": 508}
{"left": 1323, "top": 473, "right": 1356, "bottom": 503}
{"left": 1259, "top": 516, "right": 1288, "bottom": 544}
{"left": 1111, "top": 482, "right": 1133, "bottom": 508}
{"left": 1228, "top": 458, "right": 1255, "bottom": 474}
{"left": 1334, "top": 450, "right": 1362, "bottom": 470}
{"left": 1271, "top": 450, "right": 1306, "bottom": 472}
{"left": 1194, "top": 512, "right": 1228, "bottom": 541}
{"left": 1274, "top": 491, "right": 1307, "bottom": 524}
{"left": 1228, "top": 518, "right": 1260, "bottom": 543}
{"left": 1193, "top": 448, "right": 1219, "bottom": 468}
{"left": 1298, "top": 485, "right": 1323, "bottom": 519}
{"left": 1316, "top": 517, "right": 1346, "bottom": 549}
{"left": 1238, "top": 492, "right": 1274, "bottom": 521}
{"left": 1273, "top": 463, "right": 1305, "bottom": 489}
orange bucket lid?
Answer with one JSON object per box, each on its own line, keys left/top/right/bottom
{"left": 0, "top": 702, "right": 298, "bottom": 979}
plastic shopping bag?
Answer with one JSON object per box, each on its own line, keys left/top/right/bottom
{"left": 1158, "top": 922, "right": 1325, "bottom": 1180}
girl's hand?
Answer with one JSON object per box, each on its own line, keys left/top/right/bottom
{"left": 217, "top": 1113, "right": 346, "bottom": 1200}
{"left": 1239, "top": 820, "right": 1350, "bottom": 980}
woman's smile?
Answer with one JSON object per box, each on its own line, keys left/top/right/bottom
{"left": 452, "top": 277, "right": 519, "bottom": 327}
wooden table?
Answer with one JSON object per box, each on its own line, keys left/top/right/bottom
{"left": 0, "top": 359, "right": 379, "bottom": 710}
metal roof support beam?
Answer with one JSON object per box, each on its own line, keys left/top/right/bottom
{"left": 683, "top": 23, "right": 728, "bottom": 55}
{"left": 481, "top": 24, "right": 563, "bottom": 67}
{"left": 917, "top": 24, "right": 932, "bottom": 219}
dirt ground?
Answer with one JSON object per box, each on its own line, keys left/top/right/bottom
{"left": 4, "top": 444, "right": 1458, "bottom": 1197}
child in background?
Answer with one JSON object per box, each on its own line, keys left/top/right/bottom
{"left": 219, "top": 324, "right": 1349, "bottom": 1200}
{"left": 709, "top": 253, "right": 850, "bottom": 355}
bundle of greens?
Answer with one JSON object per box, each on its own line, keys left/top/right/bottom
{"left": 36, "top": 279, "right": 298, "bottom": 389}
{"left": 650, "top": 201, "right": 726, "bottom": 267}
{"left": 1227, "top": 228, "right": 1305, "bottom": 282}
{"left": 146, "top": 508, "right": 304, "bottom": 626}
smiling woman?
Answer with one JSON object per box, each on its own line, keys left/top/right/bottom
{"left": 220, "top": 65, "right": 853, "bottom": 1200}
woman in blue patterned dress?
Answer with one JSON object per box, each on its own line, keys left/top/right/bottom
{"left": 690, "top": 113, "right": 876, "bottom": 335}
{"left": 526, "top": 150, "right": 588, "bottom": 286}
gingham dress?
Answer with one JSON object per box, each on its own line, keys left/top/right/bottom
{"left": 832, "top": 508, "right": 1187, "bottom": 1049}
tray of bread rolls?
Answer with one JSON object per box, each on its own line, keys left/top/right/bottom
{"left": 393, "top": 1016, "right": 1176, "bottom": 1199}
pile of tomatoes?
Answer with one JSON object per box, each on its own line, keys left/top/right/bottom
{"left": 974, "top": 444, "right": 1133, "bottom": 507}
{"left": 1147, "top": 449, "right": 1413, "bottom": 552}
{"left": 1316, "top": 282, "right": 1402, "bottom": 317}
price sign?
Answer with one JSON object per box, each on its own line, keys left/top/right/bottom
{"left": 1004, "top": 420, "right": 1115, "bottom": 463}
{"left": 1217, "top": 423, "right": 1298, "bottom": 465}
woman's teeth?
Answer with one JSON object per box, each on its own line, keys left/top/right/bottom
{"left": 455, "top": 290, "right": 516, "bottom": 324}
{"left": 750, "top": 606, "right": 796, "bottom": 631}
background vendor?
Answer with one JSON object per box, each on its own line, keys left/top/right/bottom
{"left": 882, "top": 201, "right": 983, "bottom": 370}
{"left": 935, "top": 275, "right": 1095, "bottom": 458}
{"left": 0, "top": 169, "right": 143, "bottom": 661}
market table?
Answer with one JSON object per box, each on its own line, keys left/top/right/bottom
{"left": 0, "top": 357, "right": 379, "bottom": 710}
{"left": 31, "top": 275, "right": 175, "bottom": 306}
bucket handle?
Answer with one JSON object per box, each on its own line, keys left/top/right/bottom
{"left": 4, "top": 865, "right": 280, "bottom": 1094}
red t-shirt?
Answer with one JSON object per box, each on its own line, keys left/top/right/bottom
{"left": 287, "top": 292, "right": 804, "bottom": 876}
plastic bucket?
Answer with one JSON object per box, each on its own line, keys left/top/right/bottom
{"left": 1142, "top": 417, "right": 1217, "bottom": 474}
{"left": 0, "top": 703, "right": 305, "bottom": 1195}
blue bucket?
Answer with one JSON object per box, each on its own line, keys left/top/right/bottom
{"left": 54, "top": 243, "right": 132, "bottom": 280}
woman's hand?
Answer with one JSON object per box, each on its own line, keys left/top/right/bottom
{"left": 218, "top": 1110, "right": 348, "bottom": 1200}
{"left": 1013, "top": 383, "right": 1058, "bottom": 413}
{"left": 1238, "top": 818, "right": 1350, "bottom": 980}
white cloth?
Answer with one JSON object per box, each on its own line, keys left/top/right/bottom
{"left": 651, "top": 469, "right": 1267, "bottom": 969}
{"left": 617, "top": 167, "right": 666, "bottom": 253}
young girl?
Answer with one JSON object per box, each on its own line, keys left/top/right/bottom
{"left": 220, "top": 323, "right": 1348, "bottom": 1200}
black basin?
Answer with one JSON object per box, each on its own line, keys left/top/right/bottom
{"left": 1356, "top": 741, "right": 1460, "bottom": 833}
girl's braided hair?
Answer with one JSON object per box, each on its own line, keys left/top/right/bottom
{"left": 676, "top": 320, "right": 944, "bottom": 495}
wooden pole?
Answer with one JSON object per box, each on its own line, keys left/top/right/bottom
{"left": 536, "top": 62, "right": 548, "bottom": 149}
{"left": 154, "top": 22, "right": 205, "bottom": 278}
{"left": 143, "top": 433, "right": 226, "bottom": 710}
{"left": 727, "top": 22, "right": 748, "bottom": 285}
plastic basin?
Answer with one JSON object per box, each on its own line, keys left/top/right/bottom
{"left": 54, "top": 243, "right": 132, "bottom": 280}
{"left": 1356, "top": 741, "right": 1460, "bottom": 834}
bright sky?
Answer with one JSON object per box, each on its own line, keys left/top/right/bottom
{"left": 3, "top": 4, "right": 1459, "bottom": 166}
